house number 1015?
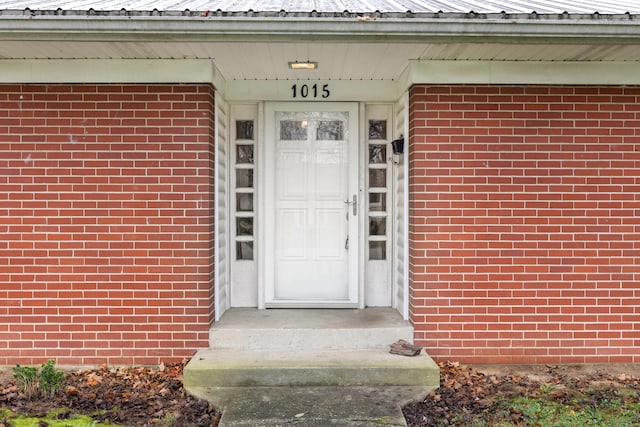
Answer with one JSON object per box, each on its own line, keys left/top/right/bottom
{"left": 291, "top": 84, "right": 330, "bottom": 99}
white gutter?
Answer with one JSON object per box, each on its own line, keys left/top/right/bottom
{"left": 0, "top": 16, "right": 639, "bottom": 44}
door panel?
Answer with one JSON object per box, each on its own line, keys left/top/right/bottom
{"left": 265, "top": 103, "right": 359, "bottom": 306}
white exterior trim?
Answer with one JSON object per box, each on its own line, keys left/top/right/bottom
{"left": 358, "top": 102, "right": 367, "bottom": 310}
{"left": 403, "top": 60, "right": 640, "bottom": 86}
{"left": 0, "top": 59, "right": 225, "bottom": 86}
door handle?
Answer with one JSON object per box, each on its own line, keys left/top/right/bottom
{"left": 344, "top": 195, "right": 357, "bottom": 216}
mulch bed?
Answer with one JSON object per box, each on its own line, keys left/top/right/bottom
{"left": 1, "top": 359, "right": 639, "bottom": 426}
{"left": 0, "top": 362, "right": 220, "bottom": 426}
{"left": 403, "top": 361, "right": 640, "bottom": 426}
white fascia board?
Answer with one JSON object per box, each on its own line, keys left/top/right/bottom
{"left": 405, "top": 60, "right": 640, "bottom": 85}
{"left": 0, "top": 59, "right": 226, "bottom": 89}
{"left": 1, "top": 16, "right": 640, "bottom": 44}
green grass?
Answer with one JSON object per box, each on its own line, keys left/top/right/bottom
{"left": 0, "top": 408, "right": 121, "bottom": 427}
{"left": 440, "top": 386, "right": 640, "bottom": 426}
{"left": 494, "top": 390, "right": 640, "bottom": 427}
{"left": 506, "top": 397, "right": 640, "bottom": 427}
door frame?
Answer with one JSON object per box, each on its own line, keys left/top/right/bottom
{"left": 260, "top": 102, "right": 363, "bottom": 308}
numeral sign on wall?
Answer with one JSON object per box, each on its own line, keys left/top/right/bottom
{"left": 291, "top": 84, "right": 330, "bottom": 99}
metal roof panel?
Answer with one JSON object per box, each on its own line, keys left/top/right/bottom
{"left": 1, "top": 0, "right": 640, "bottom": 14}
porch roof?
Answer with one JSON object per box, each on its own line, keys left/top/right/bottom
{"left": 0, "top": 1, "right": 639, "bottom": 84}
{"left": 1, "top": 1, "right": 640, "bottom": 14}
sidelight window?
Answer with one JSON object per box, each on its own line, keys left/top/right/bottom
{"left": 234, "top": 119, "right": 255, "bottom": 260}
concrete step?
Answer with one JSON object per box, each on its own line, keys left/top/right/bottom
{"left": 185, "top": 308, "right": 440, "bottom": 426}
{"left": 209, "top": 308, "right": 413, "bottom": 350}
{"left": 185, "top": 348, "right": 439, "bottom": 388}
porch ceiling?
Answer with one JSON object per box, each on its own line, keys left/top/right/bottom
{"left": 1, "top": 40, "right": 640, "bottom": 81}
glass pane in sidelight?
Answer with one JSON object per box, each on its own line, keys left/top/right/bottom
{"left": 368, "top": 120, "right": 387, "bottom": 140}
{"left": 369, "top": 217, "right": 386, "bottom": 236}
{"left": 236, "top": 120, "right": 254, "bottom": 140}
{"left": 280, "top": 120, "right": 308, "bottom": 140}
{"left": 316, "top": 121, "right": 344, "bottom": 140}
{"left": 236, "top": 241, "right": 254, "bottom": 260}
{"left": 369, "top": 192, "right": 386, "bottom": 212}
{"left": 236, "top": 193, "right": 253, "bottom": 212}
{"left": 369, "top": 144, "right": 386, "bottom": 164}
{"left": 236, "top": 144, "right": 254, "bottom": 164}
{"left": 236, "top": 217, "right": 253, "bottom": 236}
{"left": 368, "top": 169, "right": 386, "bottom": 188}
{"left": 369, "top": 241, "right": 386, "bottom": 260}
{"left": 236, "top": 169, "right": 254, "bottom": 188}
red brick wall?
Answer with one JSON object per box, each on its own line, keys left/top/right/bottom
{"left": 0, "top": 84, "right": 215, "bottom": 365}
{"left": 409, "top": 85, "right": 640, "bottom": 363}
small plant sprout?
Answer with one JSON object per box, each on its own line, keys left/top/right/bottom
{"left": 39, "top": 360, "right": 65, "bottom": 398}
{"left": 540, "top": 384, "right": 556, "bottom": 394}
{"left": 13, "top": 360, "right": 65, "bottom": 399}
{"left": 13, "top": 364, "right": 39, "bottom": 399}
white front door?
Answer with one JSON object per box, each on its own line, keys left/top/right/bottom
{"left": 264, "top": 103, "right": 359, "bottom": 307}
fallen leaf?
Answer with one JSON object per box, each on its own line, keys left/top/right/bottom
{"left": 87, "top": 373, "right": 102, "bottom": 386}
{"left": 294, "top": 413, "right": 305, "bottom": 418}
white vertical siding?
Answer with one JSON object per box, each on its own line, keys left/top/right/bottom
{"left": 392, "top": 93, "right": 409, "bottom": 319}
{"left": 214, "top": 92, "right": 230, "bottom": 321}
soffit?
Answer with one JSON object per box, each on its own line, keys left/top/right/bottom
{"left": 2, "top": 40, "right": 639, "bottom": 81}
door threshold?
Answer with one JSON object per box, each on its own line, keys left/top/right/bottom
{"left": 264, "top": 302, "right": 360, "bottom": 309}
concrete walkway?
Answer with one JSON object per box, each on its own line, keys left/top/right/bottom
{"left": 191, "top": 385, "right": 430, "bottom": 426}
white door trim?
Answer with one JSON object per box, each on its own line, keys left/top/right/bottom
{"left": 261, "top": 102, "right": 361, "bottom": 308}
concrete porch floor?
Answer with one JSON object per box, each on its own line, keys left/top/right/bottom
{"left": 184, "top": 308, "right": 439, "bottom": 426}
{"left": 210, "top": 307, "right": 410, "bottom": 329}
{"left": 207, "top": 307, "right": 416, "bottom": 350}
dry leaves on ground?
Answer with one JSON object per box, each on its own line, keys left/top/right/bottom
{"left": 0, "top": 362, "right": 220, "bottom": 426}
{"left": 403, "top": 361, "right": 640, "bottom": 427}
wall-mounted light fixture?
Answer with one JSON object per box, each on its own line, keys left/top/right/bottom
{"left": 391, "top": 135, "right": 404, "bottom": 155}
{"left": 289, "top": 61, "right": 318, "bottom": 70}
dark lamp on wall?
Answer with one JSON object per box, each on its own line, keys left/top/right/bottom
{"left": 391, "top": 136, "right": 404, "bottom": 155}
